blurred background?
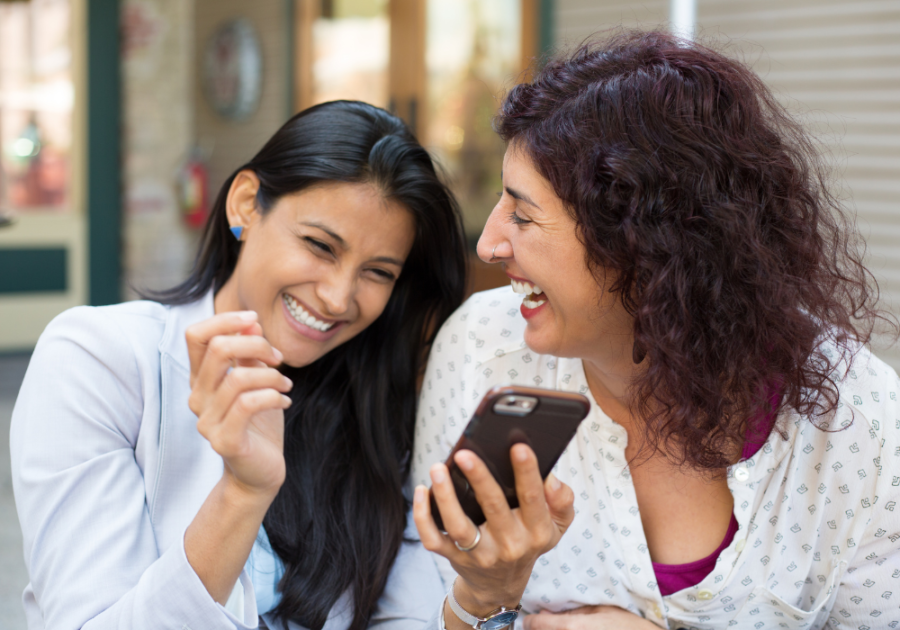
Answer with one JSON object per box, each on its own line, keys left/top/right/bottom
{"left": 0, "top": 0, "right": 898, "bottom": 626}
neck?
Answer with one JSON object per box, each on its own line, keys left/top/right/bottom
{"left": 213, "top": 277, "right": 240, "bottom": 314}
{"left": 581, "top": 341, "right": 643, "bottom": 403}
{"left": 581, "top": 341, "right": 649, "bottom": 451}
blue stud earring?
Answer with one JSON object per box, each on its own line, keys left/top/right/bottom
{"left": 230, "top": 226, "right": 244, "bottom": 241}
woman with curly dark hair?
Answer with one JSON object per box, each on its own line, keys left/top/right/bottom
{"left": 410, "top": 30, "right": 900, "bottom": 630}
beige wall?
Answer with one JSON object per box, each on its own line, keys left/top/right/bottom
{"left": 555, "top": 0, "right": 668, "bottom": 46}
{"left": 695, "top": 0, "right": 900, "bottom": 370}
{"left": 554, "top": 0, "right": 900, "bottom": 371}
{"left": 121, "top": 0, "right": 198, "bottom": 298}
{"left": 120, "top": 0, "right": 292, "bottom": 298}
{"left": 194, "top": 0, "right": 291, "bottom": 202}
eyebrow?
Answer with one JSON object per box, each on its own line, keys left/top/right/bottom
{"left": 369, "top": 255, "right": 405, "bottom": 267}
{"left": 301, "top": 221, "right": 405, "bottom": 267}
{"left": 302, "top": 221, "right": 347, "bottom": 247}
{"left": 504, "top": 185, "right": 542, "bottom": 211}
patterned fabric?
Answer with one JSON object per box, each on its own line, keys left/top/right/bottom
{"left": 654, "top": 514, "right": 739, "bottom": 596}
{"left": 653, "top": 415, "right": 775, "bottom": 595}
{"left": 411, "top": 286, "right": 900, "bottom": 630}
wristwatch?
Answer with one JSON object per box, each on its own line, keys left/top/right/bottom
{"left": 446, "top": 579, "right": 522, "bottom": 630}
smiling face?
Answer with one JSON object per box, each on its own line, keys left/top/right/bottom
{"left": 215, "top": 172, "right": 416, "bottom": 367}
{"left": 476, "top": 145, "right": 634, "bottom": 363}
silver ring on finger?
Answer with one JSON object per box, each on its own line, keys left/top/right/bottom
{"left": 453, "top": 527, "right": 481, "bottom": 552}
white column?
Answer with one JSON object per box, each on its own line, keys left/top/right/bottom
{"left": 671, "top": 0, "right": 697, "bottom": 41}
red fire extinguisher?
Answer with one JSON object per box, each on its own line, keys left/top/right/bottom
{"left": 180, "top": 152, "right": 209, "bottom": 229}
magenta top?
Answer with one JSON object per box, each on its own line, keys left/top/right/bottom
{"left": 651, "top": 406, "right": 776, "bottom": 596}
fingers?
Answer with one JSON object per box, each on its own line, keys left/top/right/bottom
{"left": 543, "top": 472, "right": 575, "bottom": 535}
{"left": 522, "top": 610, "right": 592, "bottom": 630}
{"left": 557, "top": 606, "right": 609, "bottom": 615}
{"left": 523, "top": 611, "right": 558, "bottom": 630}
{"left": 427, "top": 461, "right": 484, "bottom": 552}
{"left": 185, "top": 311, "right": 263, "bottom": 382}
{"left": 455, "top": 450, "right": 517, "bottom": 533}
{"left": 510, "top": 444, "right": 551, "bottom": 534}
{"left": 199, "top": 387, "right": 291, "bottom": 457}
{"left": 412, "top": 485, "right": 457, "bottom": 557}
{"left": 525, "top": 607, "right": 652, "bottom": 630}
{"left": 189, "top": 335, "right": 285, "bottom": 414}
{"left": 200, "top": 366, "right": 293, "bottom": 425}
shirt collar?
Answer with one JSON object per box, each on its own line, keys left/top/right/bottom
{"left": 158, "top": 289, "right": 216, "bottom": 371}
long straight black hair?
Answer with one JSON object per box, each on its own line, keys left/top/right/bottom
{"left": 154, "top": 101, "right": 467, "bottom": 630}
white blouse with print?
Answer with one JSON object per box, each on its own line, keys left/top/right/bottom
{"left": 411, "top": 287, "right": 900, "bottom": 630}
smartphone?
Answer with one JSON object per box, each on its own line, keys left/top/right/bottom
{"left": 429, "top": 384, "right": 590, "bottom": 531}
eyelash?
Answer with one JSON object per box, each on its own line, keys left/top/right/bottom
{"left": 305, "top": 237, "right": 333, "bottom": 255}
{"left": 371, "top": 269, "right": 396, "bottom": 282}
{"left": 508, "top": 211, "right": 531, "bottom": 225}
{"left": 306, "top": 237, "right": 396, "bottom": 282}
{"left": 497, "top": 192, "right": 531, "bottom": 225}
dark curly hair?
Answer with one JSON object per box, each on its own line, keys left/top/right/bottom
{"left": 496, "top": 30, "right": 893, "bottom": 469}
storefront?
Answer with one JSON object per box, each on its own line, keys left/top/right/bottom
{"left": 0, "top": 0, "right": 119, "bottom": 352}
{"left": 3, "top": 0, "right": 896, "bottom": 367}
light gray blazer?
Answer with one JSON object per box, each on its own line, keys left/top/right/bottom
{"left": 10, "top": 293, "right": 444, "bottom": 630}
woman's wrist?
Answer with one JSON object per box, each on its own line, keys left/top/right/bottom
{"left": 452, "top": 576, "right": 523, "bottom": 618}
{"left": 220, "top": 470, "right": 280, "bottom": 514}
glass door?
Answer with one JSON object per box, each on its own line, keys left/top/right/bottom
{"left": 295, "top": 0, "right": 392, "bottom": 110}
{"left": 293, "top": 0, "right": 538, "bottom": 293}
{"left": 0, "top": 0, "right": 87, "bottom": 351}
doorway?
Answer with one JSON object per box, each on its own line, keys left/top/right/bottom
{"left": 292, "top": 0, "right": 541, "bottom": 293}
{"left": 0, "top": 0, "right": 88, "bottom": 352}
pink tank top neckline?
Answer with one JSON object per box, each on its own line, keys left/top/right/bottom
{"left": 650, "top": 403, "right": 776, "bottom": 596}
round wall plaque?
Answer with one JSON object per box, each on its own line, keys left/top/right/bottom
{"left": 202, "top": 18, "right": 263, "bottom": 121}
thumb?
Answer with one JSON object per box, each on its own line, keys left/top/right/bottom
{"left": 544, "top": 473, "right": 575, "bottom": 532}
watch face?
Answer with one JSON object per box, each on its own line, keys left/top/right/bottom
{"left": 482, "top": 611, "right": 519, "bottom": 630}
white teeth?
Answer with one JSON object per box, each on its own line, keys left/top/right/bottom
{"left": 523, "top": 297, "right": 547, "bottom": 309}
{"left": 509, "top": 278, "right": 544, "bottom": 295}
{"left": 282, "top": 294, "right": 335, "bottom": 332}
{"left": 510, "top": 279, "right": 542, "bottom": 295}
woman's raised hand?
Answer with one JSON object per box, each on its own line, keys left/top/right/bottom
{"left": 412, "top": 444, "right": 575, "bottom": 624}
{"left": 185, "top": 311, "right": 292, "bottom": 499}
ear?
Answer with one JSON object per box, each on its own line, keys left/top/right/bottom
{"left": 225, "top": 170, "right": 263, "bottom": 238}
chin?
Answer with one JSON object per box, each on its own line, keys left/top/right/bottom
{"left": 281, "top": 344, "right": 329, "bottom": 369}
{"left": 283, "top": 354, "right": 325, "bottom": 369}
{"left": 523, "top": 328, "right": 555, "bottom": 357}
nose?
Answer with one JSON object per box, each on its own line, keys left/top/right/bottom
{"left": 316, "top": 268, "right": 355, "bottom": 317}
{"left": 476, "top": 203, "right": 512, "bottom": 264}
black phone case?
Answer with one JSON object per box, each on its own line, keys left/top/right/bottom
{"left": 430, "top": 385, "right": 590, "bottom": 531}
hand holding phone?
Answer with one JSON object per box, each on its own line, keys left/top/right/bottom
{"left": 412, "top": 385, "right": 585, "bottom": 624}
{"left": 429, "top": 385, "right": 589, "bottom": 531}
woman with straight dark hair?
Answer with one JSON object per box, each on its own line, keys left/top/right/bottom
{"left": 12, "top": 100, "right": 466, "bottom": 630}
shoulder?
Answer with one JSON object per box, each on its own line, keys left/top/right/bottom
{"left": 782, "top": 342, "right": 900, "bottom": 490}
{"left": 431, "top": 286, "right": 528, "bottom": 363}
{"left": 44, "top": 299, "right": 168, "bottom": 336}
{"left": 33, "top": 300, "right": 170, "bottom": 384}
{"left": 827, "top": 342, "right": 900, "bottom": 439}
{"left": 14, "top": 301, "right": 173, "bottom": 453}
{"left": 40, "top": 300, "right": 169, "bottom": 355}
